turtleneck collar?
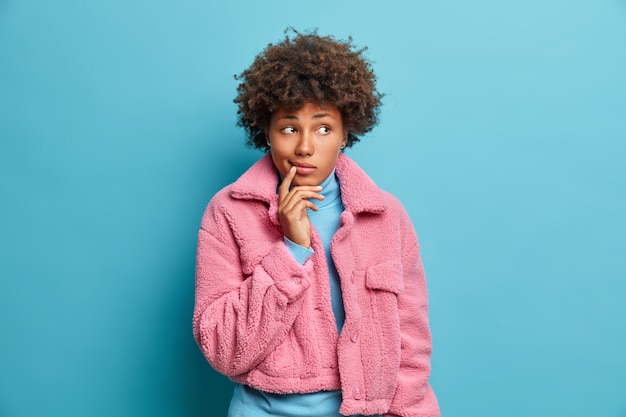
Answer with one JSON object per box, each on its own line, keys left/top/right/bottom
{"left": 311, "top": 169, "right": 341, "bottom": 209}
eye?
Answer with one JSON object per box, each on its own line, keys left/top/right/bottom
{"left": 280, "top": 126, "right": 296, "bottom": 134}
{"left": 317, "top": 126, "right": 331, "bottom": 135}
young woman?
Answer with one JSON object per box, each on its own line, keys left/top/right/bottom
{"left": 193, "top": 30, "right": 440, "bottom": 417}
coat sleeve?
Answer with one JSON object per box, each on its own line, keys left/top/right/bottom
{"left": 385, "top": 209, "right": 440, "bottom": 417}
{"left": 192, "top": 197, "right": 312, "bottom": 377}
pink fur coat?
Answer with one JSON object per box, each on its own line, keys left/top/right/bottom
{"left": 193, "top": 154, "right": 439, "bottom": 417}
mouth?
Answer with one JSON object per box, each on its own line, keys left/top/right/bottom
{"left": 290, "top": 161, "right": 316, "bottom": 175}
{"left": 290, "top": 161, "right": 316, "bottom": 169}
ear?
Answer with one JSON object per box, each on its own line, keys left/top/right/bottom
{"left": 340, "top": 131, "right": 348, "bottom": 150}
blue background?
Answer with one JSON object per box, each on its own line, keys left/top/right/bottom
{"left": 1, "top": 1, "right": 625, "bottom": 416}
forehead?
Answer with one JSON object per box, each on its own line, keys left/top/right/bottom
{"left": 272, "top": 102, "right": 342, "bottom": 121}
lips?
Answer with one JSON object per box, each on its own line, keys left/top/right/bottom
{"left": 290, "top": 161, "right": 316, "bottom": 175}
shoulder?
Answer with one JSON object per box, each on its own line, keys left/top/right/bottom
{"left": 377, "top": 189, "right": 416, "bottom": 232}
{"left": 379, "top": 189, "right": 406, "bottom": 212}
{"left": 199, "top": 184, "right": 239, "bottom": 230}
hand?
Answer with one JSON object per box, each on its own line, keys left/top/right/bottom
{"left": 277, "top": 166, "right": 324, "bottom": 248}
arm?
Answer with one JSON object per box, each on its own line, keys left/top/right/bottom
{"left": 385, "top": 211, "right": 440, "bottom": 417}
{"left": 192, "top": 201, "right": 312, "bottom": 377}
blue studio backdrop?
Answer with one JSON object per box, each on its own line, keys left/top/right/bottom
{"left": 1, "top": 1, "right": 625, "bottom": 416}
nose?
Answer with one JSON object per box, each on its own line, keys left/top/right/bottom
{"left": 295, "top": 130, "right": 314, "bottom": 157}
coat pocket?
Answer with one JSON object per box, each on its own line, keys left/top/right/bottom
{"left": 365, "top": 260, "right": 404, "bottom": 295}
{"left": 361, "top": 260, "right": 404, "bottom": 398}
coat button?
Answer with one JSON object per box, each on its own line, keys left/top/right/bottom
{"left": 352, "top": 386, "right": 362, "bottom": 400}
{"left": 350, "top": 330, "right": 359, "bottom": 343}
{"left": 291, "top": 277, "right": 300, "bottom": 285}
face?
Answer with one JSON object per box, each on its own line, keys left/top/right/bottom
{"left": 267, "top": 102, "right": 348, "bottom": 186}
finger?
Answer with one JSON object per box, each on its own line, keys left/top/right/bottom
{"left": 278, "top": 167, "right": 324, "bottom": 199}
{"left": 278, "top": 166, "right": 297, "bottom": 199}
{"left": 290, "top": 198, "right": 319, "bottom": 213}
{"left": 280, "top": 189, "right": 322, "bottom": 214}
{"left": 283, "top": 188, "right": 325, "bottom": 205}
{"left": 294, "top": 188, "right": 325, "bottom": 201}
{"left": 279, "top": 189, "right": 324, "bottom": 213}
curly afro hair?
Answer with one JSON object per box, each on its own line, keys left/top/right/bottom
{"left": 234, "top": 29, "right": 383, "bottom": 150}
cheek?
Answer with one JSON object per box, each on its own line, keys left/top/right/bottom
{"left": 270, "top": 149, "right": 288, "bottom": 175}
{"left": 320, "top": 150, "right": 341, "bottom": 173}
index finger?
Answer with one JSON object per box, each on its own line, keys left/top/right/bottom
{"left": 278, "top": 166, "right": 297, "bottom": 198}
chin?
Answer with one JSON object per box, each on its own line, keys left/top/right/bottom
{"left": 293, "top": 177, "right": 318, "bottom": 186}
